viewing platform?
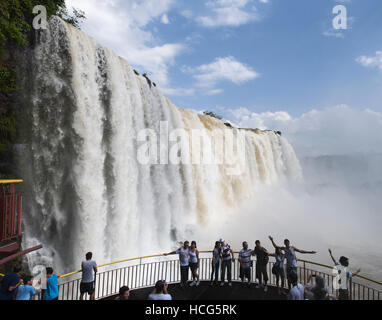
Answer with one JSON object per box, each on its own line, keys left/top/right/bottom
{"left": 55, "top": 252, "right": 382, "bottom": 300}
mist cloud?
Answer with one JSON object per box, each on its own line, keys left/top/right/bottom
{"left": 223, "top": 104, "right": 382, "bottom": 157}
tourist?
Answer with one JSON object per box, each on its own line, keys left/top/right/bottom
{"left": 305, "top": 274, "right": 329, "bottom": 300}
{"left": 0, "top": 265, "right": 23, "bottom": 300}
{"left": 269, "top": 236, "right": 316, "bottom": 289}
{"left": 115, "top": 286, "right": 130, "bottom": 300}
{"left": 44, "top": 267, "right": 60, "bottom": 300}
{"left": 164, "top": 241, "right": 190, "bottom": 288}
{"left": 148, "top": 280, "right": 172, "bottom": 300}
{"left": 328, "top": 249, "right": 360, "bottom": 300}
{"left": 271, "top": 247, "right": 286, "bottom": 295}
{"left": 238, "top": 241, "right": 252, "bottom": 286}
{"left": 220, "top": 238, "right": 235, "bottom": 287}
{"left": 16, "top": 275, "right": 37, "bottom": 300}
{"left": 189, "top": 241, "right": 200, "bottom": 287}
{"left": 254, "top": 240, "right": 269, "bottom": 292}
{"left": 80, "top": 252, "right": 98, "bottom": 300}
{"left": 287, "top": 272, "right": 305, "bottom": 300}
{"left": 210, "top": 241, "right": 221, "bottom": 286}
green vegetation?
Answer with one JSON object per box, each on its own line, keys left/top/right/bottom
{"left": 0, "top": 110, "right": 16, "bottom": 153}
{"left": 203, "top": 110, "right": 222, "bottom": 120}
{"left": 0, "top": 0, "right": 85, "bottom": 55}
{"left": 0, "top": 0, "right": 86, "bottom": 176}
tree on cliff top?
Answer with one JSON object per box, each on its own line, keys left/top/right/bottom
{"left": 0, "top": 0, "right": 85, "bottom": 56}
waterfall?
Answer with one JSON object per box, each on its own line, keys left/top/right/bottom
{"left": 20, "top": 17, "right": 303, "bottom": 273}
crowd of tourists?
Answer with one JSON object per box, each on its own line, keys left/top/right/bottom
{"left": 0, "top": 236, "right": 360, "bottom": 301}
{"left": 161, "top": 236, "right": 360, "bottom": 301}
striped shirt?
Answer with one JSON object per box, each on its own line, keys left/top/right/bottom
{"left": 239, "top": 249, "right": 253, "bottom": 268}
{"left": 221, "top": 244, "right": 232, "bottom": 261}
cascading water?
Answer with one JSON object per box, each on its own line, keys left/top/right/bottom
{"left": 19, "top": 17, "right": 303, "bottom": 273}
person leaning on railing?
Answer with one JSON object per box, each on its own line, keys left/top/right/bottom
{"left": 164, "top": 241, "right": 190, "bottom": 288}
{"left": 80, "top": 252, "right": 98, "bottom": 301}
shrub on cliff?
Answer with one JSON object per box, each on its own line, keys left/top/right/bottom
{"left": 203, "top": 111, "right": 222, "bottom": 120}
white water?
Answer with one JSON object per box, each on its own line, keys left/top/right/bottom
{"left": 20, "top": 17, "right": 303, "bottom": 273}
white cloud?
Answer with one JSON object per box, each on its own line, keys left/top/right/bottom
{"left": 185, "top": 56, "right": 259, "bottom": 91}
{"left": 161, "top": 87, "right": 195, "bottom": 96}
{"left": 356, "top": 51, "right": 382, "bottom": 71}
{"left": 223, "top": 105, "right": 382, "bottom": 157}
{"left": 65, "top": 0, "right": 182, "bottom": 88}
{"left": 322, "top": 29, "right": 344, "bottom": 38}
{"left": 205, "top": 89, "right": 224, "bottom": 95}
{"left": 161, "top": 14, "right": 170, "bottom": 24}
{"left": 196, "top": 0, "right": 260, "bottom": 27}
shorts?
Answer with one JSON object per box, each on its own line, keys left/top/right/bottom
{"left": 189, "top": 262, "right": 198, "bottom": 273}
{"left": 80, "top": 281, "right": 95, "bottom": 295}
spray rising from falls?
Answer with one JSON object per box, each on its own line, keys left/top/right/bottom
{"left": 20, "top": 17, "right": 303, "bottom": 273}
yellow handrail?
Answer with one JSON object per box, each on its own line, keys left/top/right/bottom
{"left": 55, "top": 251, "right": 382, "bottom": 287}
{"left": 0, "top": 179, "right": 23, "bottom": 184}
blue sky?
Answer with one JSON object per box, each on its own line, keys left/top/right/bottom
{"left": 65, "top": 0, "right": 382, "bottom": 156}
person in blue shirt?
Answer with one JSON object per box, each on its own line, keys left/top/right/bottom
{"left": 0, "top": 265, "right": 23, "bottom": 300}
{"left": 16, "top": 275, "right": 37, "bottom": 300}
{"left": 44, "top": 267, "right": 60, "bottom": 300}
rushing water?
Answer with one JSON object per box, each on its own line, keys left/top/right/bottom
{"left": 18, "top": 17, "right": 303, "bottom": 273}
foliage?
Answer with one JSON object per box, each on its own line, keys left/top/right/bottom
{"left": 203, "top": 110, "right": 222, "bottom": 120}
{"left": 0, "top": 0, "right": 85, "bottom": 56}
{"left": 0, "top": 65, "right": 16, "bottom": 92}
{"left": 0, "top": 110, "right": 16, "bottom": 153}
{"left": 57, "top": 6, "right": 86, "bottom": 29}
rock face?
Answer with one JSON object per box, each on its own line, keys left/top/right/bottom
{"left": 15, "top": 17, "right": 303, "bottom": 273}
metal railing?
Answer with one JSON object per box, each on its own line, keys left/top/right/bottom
{"left": 0, "top": 186, "right": 23, "bottom": 243}
{"left": 53, "top": 251, "right": 382, "bottom": 300}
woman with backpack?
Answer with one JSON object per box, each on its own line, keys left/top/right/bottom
{"left": 271, "top": 247, "right": 286, "bottom": 295}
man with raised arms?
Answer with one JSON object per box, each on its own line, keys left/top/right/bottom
{"left": 268, "top": 235, "right": 316, "bottom": 290}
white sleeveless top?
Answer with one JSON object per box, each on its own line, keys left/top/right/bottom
{"left": 189, "top": 249, "right": 198, "bottom": 263}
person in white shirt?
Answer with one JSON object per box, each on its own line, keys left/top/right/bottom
{"left": 219, "top": 238, "right": 235, "bottom": 287}
{"left": 287, "top": 272, "right": 304, "bottom": 300}
{"left": 148, "top": 280, "right": 172, "bottom": 300}
{"left": 164, "top": 241, "right": 190, "bottom": 288}
{"left": 238, "top": 241, "right": 253, "bottom": 287}
{"left": 328, "top": 249, "right": 360, "bottom": 300}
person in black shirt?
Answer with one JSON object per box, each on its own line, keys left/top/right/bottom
{"left": 254, "top": 240, "right": 269, "bottom": 292}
